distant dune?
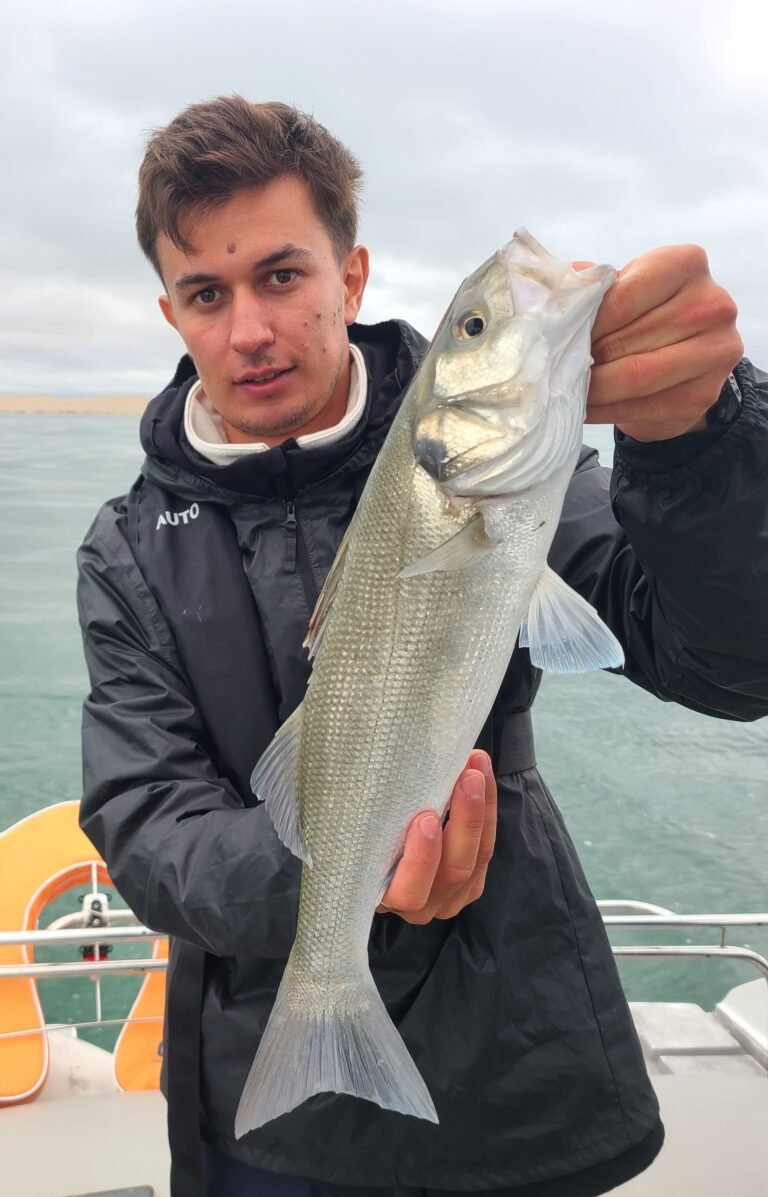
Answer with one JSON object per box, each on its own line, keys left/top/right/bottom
{"left": 0, "top": 395, "right": 149, "bottom": 414}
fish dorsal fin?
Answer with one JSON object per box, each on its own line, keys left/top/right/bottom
{"left": 251, "top": 704, "right": 312, "bottom": 865}
{"left": 399, "top": 514, "right": 499, "bottom": 578}
{"left": 520, "top": 565, "right": 624, "bottom": 673}
{"left": 303, "top": 518, "right": 356, "bottom": 661}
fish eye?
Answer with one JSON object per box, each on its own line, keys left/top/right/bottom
{"left": 454, "top": 310, "right": 487, "bottom": 340}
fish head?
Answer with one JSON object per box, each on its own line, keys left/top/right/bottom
{"left": 412, "top": 229, "right": 615, "bottom": 497}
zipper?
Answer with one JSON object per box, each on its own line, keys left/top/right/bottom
{"left": 283, "top": 500, "right": 319, "bottom": 612}
{"left": 283, "top": 501, "right": 298, "bottom": 573}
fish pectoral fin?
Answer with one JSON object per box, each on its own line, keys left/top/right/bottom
{"left": 398, "top": 515, "right": 499, "bottom": 579}
{"left": 251, "top": 704, "right": 312, "bottom": 866}
{"left": 303, "top": 516, "right": 356, "bottom": 661}
{"left": 520, "top": 565, "right": 625, "bottom": 673}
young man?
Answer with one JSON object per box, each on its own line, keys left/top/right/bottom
{"left": 77, "top": 97, "right": 767, "bottom": 1197}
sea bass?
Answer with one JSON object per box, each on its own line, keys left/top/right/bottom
{"left": 235, "top": 229, "right": 623, "bottom": 1137}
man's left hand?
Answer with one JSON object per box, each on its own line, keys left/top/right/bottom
{"left": 582, "top": 245, "right": 744, "bottom": 442}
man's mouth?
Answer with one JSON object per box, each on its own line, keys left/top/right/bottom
{"left": 235, "top": 367, "right": 295, "bottom": 392}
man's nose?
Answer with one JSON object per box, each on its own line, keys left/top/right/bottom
{"left": 228, "top": 292, "right": 275, "bottom": 355}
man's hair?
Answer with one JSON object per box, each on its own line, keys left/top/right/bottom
{"left": 136, "top": 96, "right": 363, "bottom": 278}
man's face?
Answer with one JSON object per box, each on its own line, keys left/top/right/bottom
{"left": 157, "top": 175, "right": 369, "bottom": 445}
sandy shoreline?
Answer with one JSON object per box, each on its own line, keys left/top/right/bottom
{"left": 0, "top": 395, "right": 149, "bottom": 415}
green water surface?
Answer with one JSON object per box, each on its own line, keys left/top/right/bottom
{"left": 0, "top": 413, "right": 765, "bottom": 1045}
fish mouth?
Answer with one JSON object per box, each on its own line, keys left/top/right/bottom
{"left": 413, "top": 403, "right": 492, "bottom": 479}
{"left": 414, "top": 401, "right": 531, "bottom": 489}
{"left": 413, "top": 434, "right": 450, "bottom": 480}
{"left": 414, "top": 430, "right": 517, "bottom": 487}
{"left": 414, "top": 408, "right": 546, "bottom": 496}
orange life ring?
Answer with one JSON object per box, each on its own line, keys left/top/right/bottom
{"left": 0, "top": 801, "right": 167, "bottom": 1104}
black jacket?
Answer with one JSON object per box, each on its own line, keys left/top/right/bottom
{"left": 77, "top": 321, "right": 768, "bottom": 1195}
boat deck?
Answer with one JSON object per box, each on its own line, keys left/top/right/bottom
{"left": 2, "top": 1076, "right": 767, "bottom": 1197}
{"left": 621, "top": 981, "right": 768, "bottom": 1193}
{"left": 3, "top": 993, "right": 767, "bottom": 1197}
{"left": 2, "top": 885, "right": 765, "bottom": 1196}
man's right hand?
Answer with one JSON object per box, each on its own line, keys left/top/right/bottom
{"left": 376, "top": 751, "right": 497, "bottom": 924}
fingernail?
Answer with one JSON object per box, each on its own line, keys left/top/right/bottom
{"left": 461, "top": 773, "right": 484, "bottom": 799}
{"left": 420, "top": 814, "right": 441, "bottom": 839}
{"left": 469, "top": 750, "right": 492, "bottom": 777}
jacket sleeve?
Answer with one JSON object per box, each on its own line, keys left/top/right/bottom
{"left": 77, "top": 509, "right": 300, "bottom": 958}
{"left": 549, "top": 359, "right": 768, "bottom": 721}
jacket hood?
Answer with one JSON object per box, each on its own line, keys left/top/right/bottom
{"left": 139, "top": 320, "right": 426, "bottom": 503}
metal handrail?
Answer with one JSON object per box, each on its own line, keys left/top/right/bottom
{"left": 0, "top": 1015, "right": 162, "bottom": 1044}
{"left": 47, "top": 908, "right": 142, "bottom": 931}
{"left": 0, "top": 903, "right": 766, "bottom": 1056}
{"left": 602, "top": 915, "right": 768, "bottom": 927}
{"left": 612, "top": 945, "right": 768, "bottom": 979}
{"left": 598, "top": 901, "right": 675, "bottom": 916}
{"left": 597, "top": 905, "right": 768, "bottom": 962}
{"left": 1, "top": 905, "right": 766, "bottom": 989}
{"left": 2, "top": 958, "right": 167, "bottom": 981}
{"left": 0, "top": 925, "right": 159, "bottom": 948}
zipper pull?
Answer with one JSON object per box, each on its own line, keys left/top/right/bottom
{"left": 284, "top": 501, "right": 297, "bottom": 573}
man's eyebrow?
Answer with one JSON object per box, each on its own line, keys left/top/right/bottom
{"left": 173, "top": 245, "right": 314, "bottom": 292}
{"left": 255, "top": 244, "right": 314, "bottom": 269}
{"left": 174, "top": 272, "right": 220, "bottom": 291}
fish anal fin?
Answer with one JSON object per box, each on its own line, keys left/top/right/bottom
{"left": 251, "top": 704, "right": 312, "bottom": 865}
{"left": 520, "top": 565, "right": 624, "bottom": 673}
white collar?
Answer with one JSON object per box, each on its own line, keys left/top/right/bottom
{"left": 184, "top": 343, "right": 367, "bottom": 467}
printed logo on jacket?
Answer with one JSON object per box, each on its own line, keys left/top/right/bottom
{"left": 156, "top": 503, "right": 200, "bottom": 530}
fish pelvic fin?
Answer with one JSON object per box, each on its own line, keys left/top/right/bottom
{"left": 234, "top": 963, "right": 439, "bottom": 1138}
{"left": 251, "top": 703, "right": 312, "bottom": 866}
{"left": 520, "top": 565, "right": 625, "bottom": 673}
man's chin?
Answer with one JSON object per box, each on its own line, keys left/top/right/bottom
{"left": 220, "top": 397, "right": 322, "bottom": 445}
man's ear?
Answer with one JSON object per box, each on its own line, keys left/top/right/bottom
{"left": 343, "top": 245, "right": 370, "bottom": 325}
{"left": 158, "top": 294, "right": 178, "bottom": 331}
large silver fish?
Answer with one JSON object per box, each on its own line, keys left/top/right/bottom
{"left": 235, "top": 230, "right": 623, "bottom": 1137}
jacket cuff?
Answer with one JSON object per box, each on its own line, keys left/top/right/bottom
{"left": 614, "top": 361, "right": 749, "bottom": 474}
{"left": 612, "top": 359, "right": 764, "bottom": 485}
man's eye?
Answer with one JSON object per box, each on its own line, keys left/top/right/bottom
{"left": 194, "top": 287, "right": 219, "bottom": 305}
{"left": 270, "top": 269, "right": 298, "bottom": 286}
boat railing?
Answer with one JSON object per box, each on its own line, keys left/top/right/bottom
{"left": 0, "top": 923, "right": 162, "bottom": 980}
{"left": 597, "top": 901, "right": 768, "bottom": 982}
{"left": 0, "top": 903, "right": 766, "bottom": 1044}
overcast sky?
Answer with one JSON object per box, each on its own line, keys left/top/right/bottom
{"left": 3, "top": 0, "right": 767, "bottom": 396}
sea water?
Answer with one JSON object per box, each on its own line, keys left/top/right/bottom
{"left": 0, "top": 412, "right": 765, "bottom": 1046}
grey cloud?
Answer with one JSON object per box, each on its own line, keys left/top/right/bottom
{"left": 2, "top": 0, "right": 766, "bottom": 394}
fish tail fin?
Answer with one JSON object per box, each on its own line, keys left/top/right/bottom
{"left": 234, "top": 964, "right": 438, "bottom": 1137}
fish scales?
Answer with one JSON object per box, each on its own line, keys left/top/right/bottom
{"left": 298, "top": 409, "right": 525, "bottom": 949}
